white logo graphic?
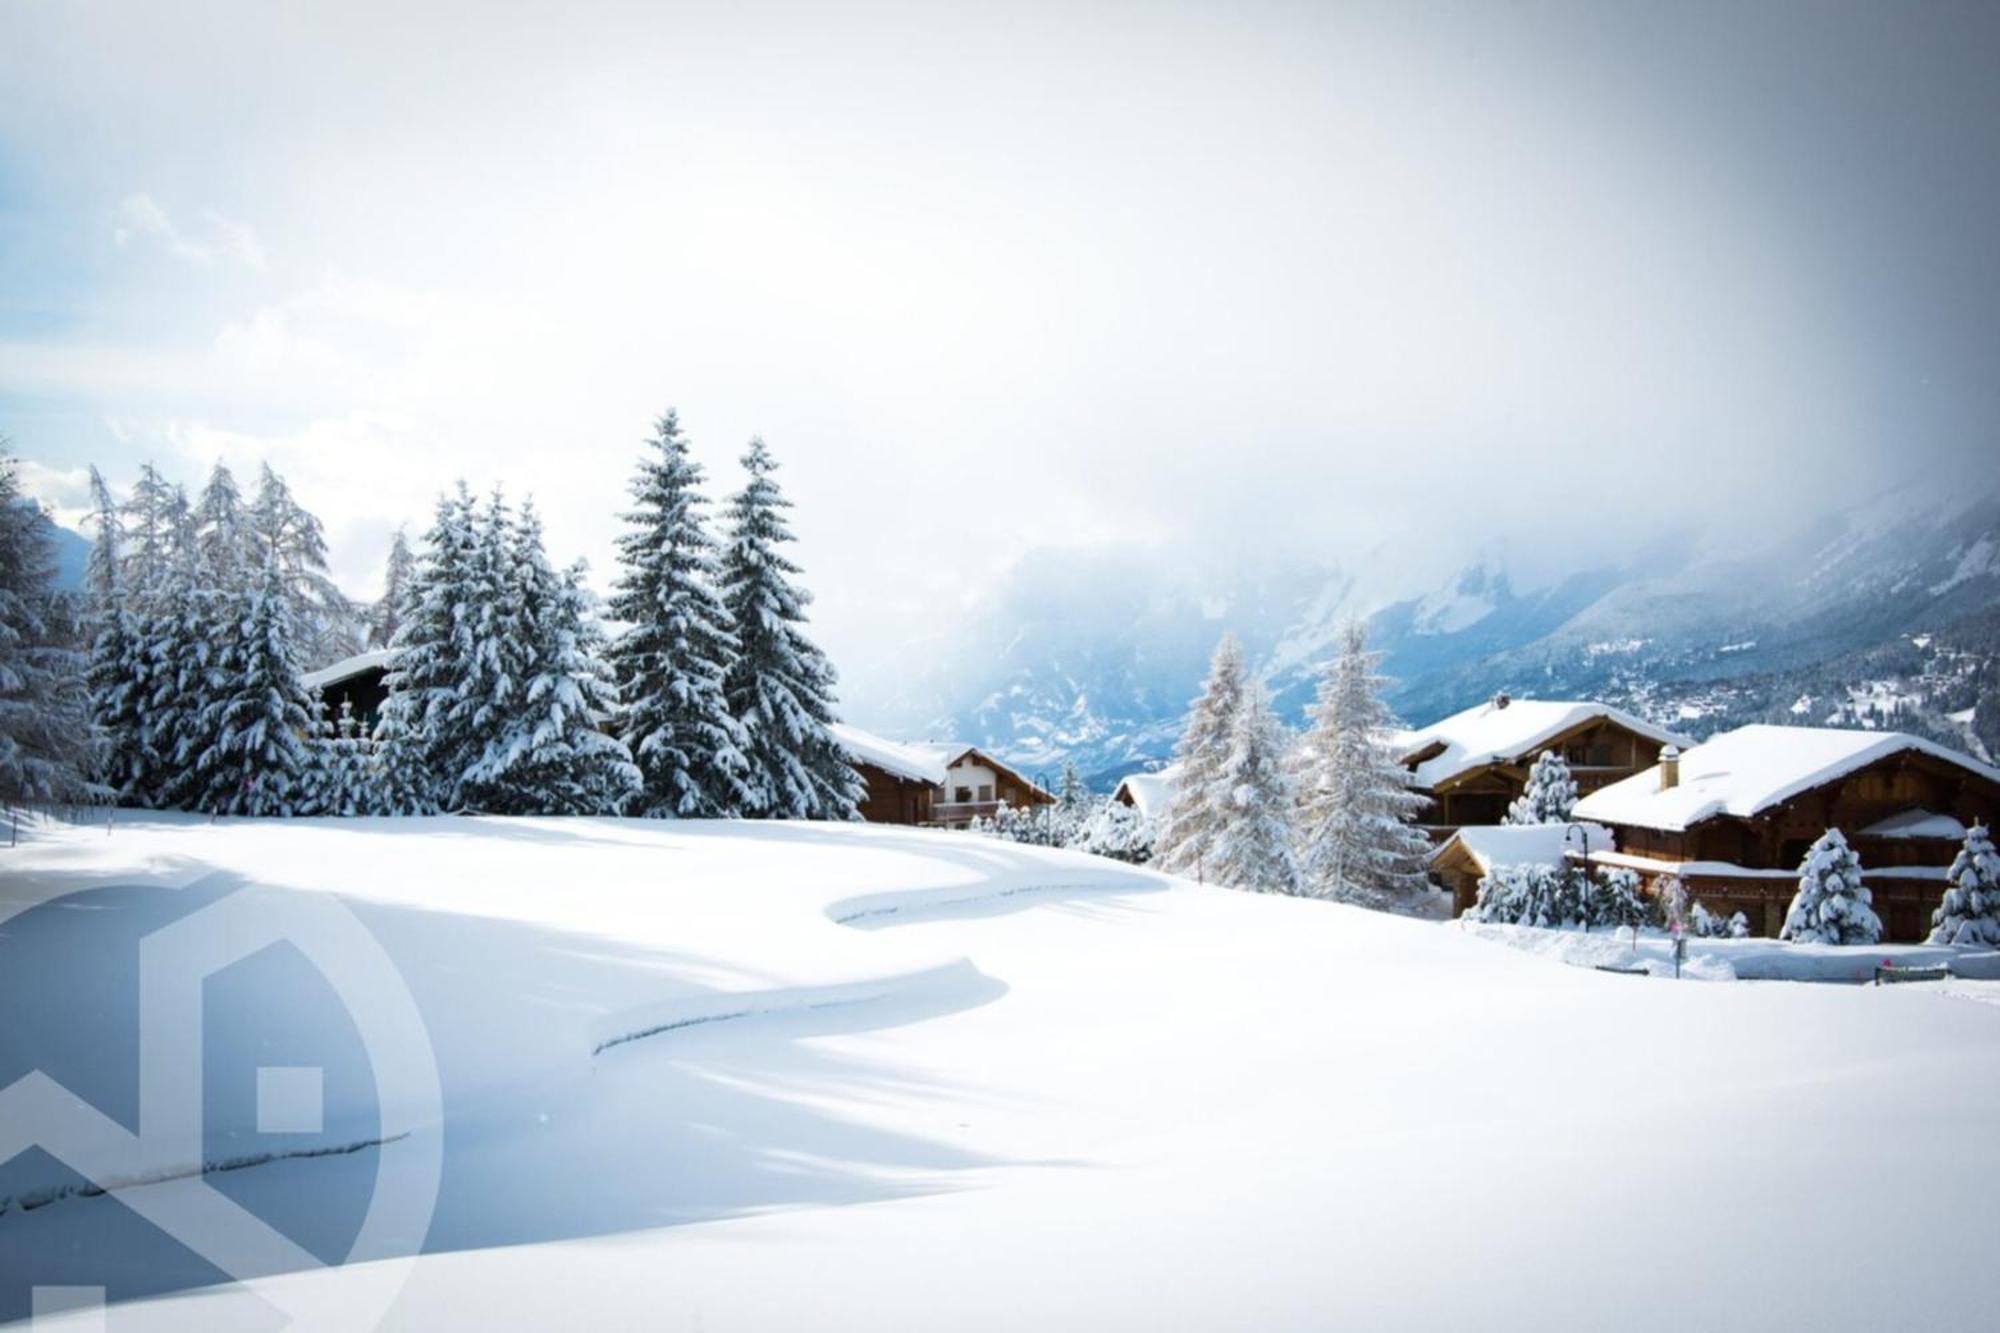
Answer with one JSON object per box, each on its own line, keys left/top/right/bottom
{"left": 0, "top": 874, "right": 444, "bottom": 1330}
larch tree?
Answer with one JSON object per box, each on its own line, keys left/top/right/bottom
{"left": 1294, "top": 621, "right": 1434, "bottom": 911}
{"left": 1928, "top": 821, "right": 2000, "bottom": 946}
{"left": 369, "top": 527, "right": 416, "bottom": 650}
{"left": 1155, "top": 632, "right": 1248, "bottom": 881}
{"left": 250, "top": 462, "right": 358, "bottom": 665}
{"left": 1779, "top": 828, "right": 1881, "bottom": 945}
{"left": 1206, "top": 676, "right": 1300, "bottom": 893}
{"left": 608, "top": 410, "right": 752, "bottom": 817}
{"left": 718, "top": 437, "right": 861, "bottom": 820}
{"left": 1504, "top": 749, "right": 1579, "bottom": 825}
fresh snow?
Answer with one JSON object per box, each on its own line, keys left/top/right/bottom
{"left": 1859, "top": 808, "right": 1968, "bottom": 840}
{"left": 828, "top": 723, "right": 950, "bottom": 787}
{"left": 300, "top": 649, "right": 396, "bottom": 695}
{"left": 7, "top": 815, "right": 2000, "bottom": 1331}
{"left": 1574, "top": 724, "right": 2000, "bottom": 832}
{"left": 1434, "top": 821, "right": 1612, "bottom": 876}
{"left": 1110, "top": 764, "right": 1180, "bottom": 821}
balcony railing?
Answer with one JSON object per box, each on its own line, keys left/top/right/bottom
{"left": 932, "top": 800, "right": 1007, "bottom": 824}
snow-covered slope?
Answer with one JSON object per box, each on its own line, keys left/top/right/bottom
{"left": 7, "top": 816, "right": 2000, "bottom": 1331}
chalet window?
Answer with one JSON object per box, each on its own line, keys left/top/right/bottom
{"left": 978, "top": 784, "right": 994, "bottom": 802}
{"left": 954, "top": 786, "right": 972, "bottom": 803}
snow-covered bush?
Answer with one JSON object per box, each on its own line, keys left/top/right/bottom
{"left": 1690, "top": 901, "right": 1751, "bottom": 939}
{"left": 1073, "top": 797, "right": 1155, "bottom": 863}
{"left": 1779, "top": 829, "right": 1881, "bottom": 945}
{"left": 1928, "top": 821, "right": 2000, "bottom": 946}
{"left": 1467, "top": 863, "right": 1647, "bottom": 930}
{"left": 1503, "top": 750, "right": 1579, "bottom": 825}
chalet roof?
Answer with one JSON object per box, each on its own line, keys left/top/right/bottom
{"left": 1112, "top": 765, "right": 1181, "bottom": 821}
{"left": 1431, "top": 821, "right": 1611, "bottom": 876}
{"left": 1397, "top": 698, "right": 1690, "bottom": 790}
{"left": 1573, "top": 725, "right": 2000, "bottom": 833}
{"left": 301, "top": 647, "right": 395, "bottom": 693}
{"left": 829, "top": 724, "right": 949, "bottom": 787}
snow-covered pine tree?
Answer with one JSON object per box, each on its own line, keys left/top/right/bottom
{"left": 718, "top": 437, "right": 861, "bottom": 820}
{"left": 250, "top": 462, "right": 359, "bottom": 665}
{"left": 1155, "top": 633, "right": 1248, "bottom": 880}
{"left": 0, "top": 447, "right": 94, "bottom": 805}
{"left": 1928, "top": 821, "right": 2000, "bottom": 946}
{"left": 1294, "top": 622, "right": 1433, "bottom": 910}
{"left": 1206, "top": 676, "right": 1300, "bottom": 893}
{"left": 1075, "top": 796, "right": 1154, "bottom": 863}
{"left": 1779, "top": 828, "right": 1881, "bottom": 945}
{"left": 188, "top": 552, "right": 314, "bottom": 815}
{"left": 369, "top": 527, "right": 416, "bottom": 649}
{"left": 462, "top": 503, "right": 639, "bottom": 814}
{"left": 1504, "top": 749, "right": 1579, "bottom": 825}
{"left": 295, "top": 686, "right": 337, "bottom": 816}
{"left": 607, "top": 410, "right": 752, "bottom": 817}
{"left": 374, "top": 485, "right": 482, "bottom": 814}
{"left": 119, "top": 462, "right": 180, "bottom": 595}
{"left": 193, "top": 462, "right": 251, "bottom": 582}
{"left": 84, "top": 467, "right": 153, "bottom": 802}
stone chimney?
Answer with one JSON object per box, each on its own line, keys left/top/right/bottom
{"left": 1490, "top": 691, "right": 1511, "bottom": 711}
{"left": 1658, "top": 745, "right": 1681, "bottom": 791}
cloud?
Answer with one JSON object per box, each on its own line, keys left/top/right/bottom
{"left": 112, "top": 192, "right": 267, "bottom": 270}
{"left": 9, "top": 458, "right": 96, "bottom": 531}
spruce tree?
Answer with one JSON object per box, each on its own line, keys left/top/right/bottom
{"left": 189, "top": 553, "right": 314, "bottom": 815}
{"left": 1294, "top": 622, "right": 1433, "bottom": 910}
{"left": 1928, "top": 821, "right": 2000, "bottom": 947}
{"left": 1780, "top": 828, "right": 1881, "bottom": 945}
{"left": 462, "top": 503, "right": 638, "bottom": 814}
{"left": 1155, "top": 633, "right": 1247, "bottom": 880}
{"left": 718, "top": 437, "right": 861, "bottom": 820}
{"left": 1504, "top": 749, "right": 1579, "bottom": 825}
{"left": 374, "top": 485, "right": 481, "bottom": 813}
{"left": 84, "top": 467, "right": 153, "bottom": 802}
{"left": 608, "top": 410, "right": 752, "bottom": 817}
{"left": 0, "top": 447, "right": 94, "bottom": 804}
{"left": 1207, "top": 676, "right": 1300, "bottom": 893}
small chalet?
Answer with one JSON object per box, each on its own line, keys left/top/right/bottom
{"left": 1112, "top": 764, "right": 1181, "bottom": 823}
{"left": 1398, "top": 695, "right": 1691, "bottom": 836}
{"left": 829, "top": 724, "right": 945, "bottom": 826}
{"left": 929, "top": 743, "right": 1056, "bottom": 828}
{"left": 1571, "top": 725, "right": 2000, "bottom": 941}
{"left": 301, "top": 648, "right": 395, "bottom": 729}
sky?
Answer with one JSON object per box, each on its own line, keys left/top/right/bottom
{"left": 3, "top": 0, "right": 1997, "bottom": 681}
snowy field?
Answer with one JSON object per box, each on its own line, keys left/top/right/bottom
{"left": 5, "top": 815, "right": 2000, "bottom": 1332}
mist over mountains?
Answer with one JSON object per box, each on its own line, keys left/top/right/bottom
{"left": 846, "top": 483, "right": 2000, "bottom": 786}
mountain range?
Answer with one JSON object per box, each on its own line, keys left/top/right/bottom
{"left": 847, "top": 483, "right": 2000, "bottom": 787}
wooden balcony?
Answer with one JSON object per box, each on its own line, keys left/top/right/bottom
{"left": 932, "top": 799, "right": 1008, "bottom": 826}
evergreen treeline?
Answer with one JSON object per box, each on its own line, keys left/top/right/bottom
{"left": 0, "top": 445, "right": 94, "bottom": 805}
{"left": 59, "top": 411, "right": 862, "bottom": 820}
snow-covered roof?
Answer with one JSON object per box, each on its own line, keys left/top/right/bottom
{"left": 1398, "top": 698, "right": 1691, "bottom": 790}
{"left": 1113, "top": 765, "right": 1181, "bottom": 821}
{"left": 920, "top": 741, "right": 1055, "bottom": 799}
{"left": 1859, "top": 808, "right": 1968, "bottom": 840}
{"left": 1432, "top": 821, "right": 1611, "bottom": 876}
{"left": 300, "top": 647, "right": 395, "bottom": 693}
{"left": 1573, "top": 725, "right": 2000, "bottom": 833}
{"left": 830, "top": 724, "right": 950, "bottom": 787}
{"left": 1583, "top": 849, "right": 1950, "bottom": 882}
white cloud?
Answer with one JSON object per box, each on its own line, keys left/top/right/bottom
{"left": 112, "top": 192, "right": 266, "bottom": 269}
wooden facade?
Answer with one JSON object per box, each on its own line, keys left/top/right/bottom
{"left": 1589, "top": 749, "right": 2000, "bottom": 942}
{"left": 1412, "top": 714, "right": 1679, "bottom": 835}
{"left": 852, "top": 760, "right": 936, "bottom": 825}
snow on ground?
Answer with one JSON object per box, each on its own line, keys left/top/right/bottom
{"left": 6, "top": 815, "right": 2000, "bottom": 1331}
{"left": 1457, "top": 919, "right": 2000, "bottom": 983}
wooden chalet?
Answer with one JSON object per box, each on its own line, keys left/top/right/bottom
{"left": 830, "top": 724, "right": 944, "bottom": 825}
{"left": 1428, "top": 821, "right": 1613, "bottom": 919}
{"left": 1398, "top": 695, "right": 1691, "bottom": 836}
{"left": 931, "top": 744, "right": 1056, "bottom": 828}
{"left": 301, "top": 648, "right": 394, "bottom": 729}
{"left": 1571, "top": 725, "right": 2000, "bottom": 941}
